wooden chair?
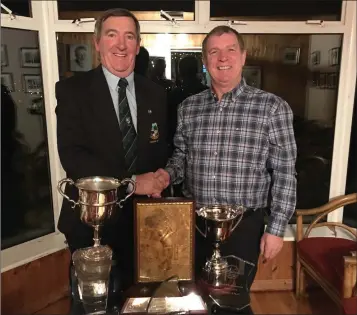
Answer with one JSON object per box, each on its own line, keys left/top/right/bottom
{"left": 295, "top": 193, "right": 357, "bottom": 315}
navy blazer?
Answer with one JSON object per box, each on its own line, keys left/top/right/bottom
{"left": 55, "top": 66, "right": 168, "bottom": 253}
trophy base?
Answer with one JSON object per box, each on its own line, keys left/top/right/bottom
{"left": 200, "top": 258, "right": 237, "bottom": 289}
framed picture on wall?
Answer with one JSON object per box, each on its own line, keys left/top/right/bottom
{"left": 20, "top": 47, "right": 41, "bottom": 67}
{"left": 282, "top": 47, "right": 300, "bottom": 65}
{"left": 69, "top": 44, "right": 92, "bottom": 72}
{"left": 242, "top": 66, "right": 262, "bottom": 89}
{"left": 1, "top": 73, "right": 14, "bottom": 92}
{"left": 23, "top": 74, "right": 42, "bottom": 94}
{"left": 311, "top": 51, "right": 321, "bottom": 66}
{"left": 328, "top": 47, "right": 340, "bottom": 66}
{"left": 327, "top": 72, "right": 338, "bottom": 89}
{"left": 1, "top": 44, "right": 9, "bottom": 67}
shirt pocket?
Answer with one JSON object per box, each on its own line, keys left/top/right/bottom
{"left": 183, "top": 117, "right": 207, "bottom": 154}
{"left": 232, "top": 117, "right": 268, "bottom": 168}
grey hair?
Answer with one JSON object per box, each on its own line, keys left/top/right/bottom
{"left": 202, "top": 25, "right": 245, "bottom": 57}
{"left": 94, "top": 8, "right": 141, "bottom": 41}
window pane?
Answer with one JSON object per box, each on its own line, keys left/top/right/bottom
{"left": 57, "top": 33, "right": 343, "bottom": 224}
{"left": 57, "top": 0, "right": 194, "bottom": 21}
{"left": 1, "top": 0, "right": 32, "bottom": 17}
{"left": 1, "top": 27, "right": 55, "bottom": 249}
{"left": 57, "top": 33, "right": 96, "bottom": 79}
{"left": 343, "top": 87, "right": 357, "bottom": 228}
{"left": 210, "top": 0, "right": 342, "bottom": 21}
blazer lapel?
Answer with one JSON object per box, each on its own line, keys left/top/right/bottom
{"left": 134, "top": 74, "right": 145, "bottom": 139}
{"left": 89, "top": 66, "right": 125, "bottom": 164}
{"left": 134, "top": 74, "right": 150, "bottom": 172}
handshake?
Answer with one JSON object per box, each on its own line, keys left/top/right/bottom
{"left": 134, "top": 168, "right": 170, "bottom": 198}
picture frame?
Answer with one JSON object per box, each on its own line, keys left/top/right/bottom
{"left": 1, "top": 73, "right": 14, "bottom": 92}
{"left": 318, "top": 72, "right": 327, "bottom": 89}
{"left": 328, "top": 47, "right": 340, "bottom": 66}
{"left": 242, "top": 66, "right": 262, "bottom": 89}
{"left": 134, "top": 198, "right": 195, "bottom": 283}
{"left": 20, "top": 47, "right": 41, "bottom": 67}
{"left": 327, "top": 72, "right": 338, "bottom": 89}
{"left": 23, "top": 74, "right": 42, "bottom": 94}
{"left": 1, "top": 44, "right": 8, "bottom": 67}
{"left": 311, "top": 51, "right": 321, "bottom": 66}
{"left": 69, "top": 44, "right": 92, "bottom": 72}
{"left": 282, "top": 47, "right": 300, "bottom": 65}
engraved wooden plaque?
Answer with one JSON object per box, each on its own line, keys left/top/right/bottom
{"left": 134, "top": 198, "right": 195, "bottom": 283}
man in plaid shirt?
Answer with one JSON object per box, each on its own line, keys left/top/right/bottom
{"left": 155, "top": 26, "right": 297, "bottom": 295}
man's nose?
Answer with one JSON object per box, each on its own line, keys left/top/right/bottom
{"left": 116, "top": 36, "right": 127, "bottom": 49}
{"left": 218, "top": 51, "right": 228, "bottom": 61}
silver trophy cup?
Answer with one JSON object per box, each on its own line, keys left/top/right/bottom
{"left": 196, "top": 205, "right": 245, "bottom": 287}
{"left": 57, "top": 176, "right": 136, "bottom": 247}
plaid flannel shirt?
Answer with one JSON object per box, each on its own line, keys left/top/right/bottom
{"left": 166, "top": 79, "right": 297, "bottom": 237}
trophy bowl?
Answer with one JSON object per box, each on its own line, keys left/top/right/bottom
{"left": 57, "top": 176, "right": 136, "bottom": 246}
{"left": 196, "top": 205, "right": 245, "bottom": 288}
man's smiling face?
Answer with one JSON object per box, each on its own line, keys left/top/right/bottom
{"left": 203, "top": 32, "right": 246, "bottom": 91}
{"left": 94, "top": 16, "right": 140, "bottom": 77}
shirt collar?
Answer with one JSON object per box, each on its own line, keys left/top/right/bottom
{"left": 209, "top": 77, "right": 246, "bottom": 103}
{"left": 102, "top": 65, "right": 135, "bottom": 93}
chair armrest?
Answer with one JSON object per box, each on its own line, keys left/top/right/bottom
{"left": 343, "top": 253, "right": 357, "bottom": 298}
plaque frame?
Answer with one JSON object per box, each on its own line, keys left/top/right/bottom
{"left": 134, "top": 198, "right": 195, "bottom": 283}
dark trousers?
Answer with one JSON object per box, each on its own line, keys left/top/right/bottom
{"left": 195, "top": 208, "right": 266, "bottom": 314}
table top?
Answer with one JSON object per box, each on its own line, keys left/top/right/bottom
{"left": 69, "top": 280, "right": 251, "bottom": 315}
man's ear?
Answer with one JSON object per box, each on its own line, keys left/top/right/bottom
{"left": 136, "top": 38, "right": 141, "bottom": 55}
{"left": 241, "top": 49, "right": 247, "bottom": 67}
{"left": 93, "top": 35, "right": 99, "bottom": 52}
{"left": 202, "top": 55, "right": 207, "bottom": 68}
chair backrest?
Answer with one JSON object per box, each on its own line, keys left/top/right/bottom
{"left": 295, "top": 193, "right": 357, "bottom": 242}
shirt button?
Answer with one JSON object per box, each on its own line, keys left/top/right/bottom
{"left": 220, "top": 108, "right": 223, "bottom": 112}
{"left": 214, "top": 152, "right": 218, "bottom": 155}
{"left": 217, "top": 130, "right": 220, "bottom": 134}
{"left": 212, "top": 175, "right": 216, "bottom": 179}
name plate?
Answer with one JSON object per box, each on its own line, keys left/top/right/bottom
{"left": 121, "top": 294, "right": 207, "bottom": 314}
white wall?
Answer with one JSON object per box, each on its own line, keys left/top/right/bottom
{"left": 305, "top": 34, "right": 342, "bottom": 124}
{"left": 1, "top": 28, "right": 44, "bottom": 152}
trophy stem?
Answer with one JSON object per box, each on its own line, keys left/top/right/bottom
{"left": 212, "top": 243, "right": 222, "bottom": 261}
{"left": 93, "top": 225, "right": 101, "bottom": 247}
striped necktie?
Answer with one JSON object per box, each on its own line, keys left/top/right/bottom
{"left": 118, "top": 78, "right": 137, "bottom": 173}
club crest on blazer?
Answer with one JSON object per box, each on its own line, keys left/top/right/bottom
{"left": 150, "top": 122, "right": 159, "bottom": 143}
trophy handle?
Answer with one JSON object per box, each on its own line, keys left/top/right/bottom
{"left": 196, "top": 223, "right": 207, "bottom": 238}
{"left": 231, "top": 206, "right": 245, "bottom": 232}
{"left": 116, "top": 178, "right": 136, "bottom": 208}
{"left": 57, "top": 178, "right": 79, "bottom": 209}
{"left": 195, "top": 209, "right": 207, "bottom": 238}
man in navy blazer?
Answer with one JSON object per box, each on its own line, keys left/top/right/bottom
{"left": 55, "top": 8, "right": 168, "bottom": 292}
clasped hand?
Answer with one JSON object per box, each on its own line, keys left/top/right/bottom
{"left": 134, "top": 168, "right": 170, "bottom": 197}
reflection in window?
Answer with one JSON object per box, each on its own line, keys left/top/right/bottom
{"left": 57, "top": 34, "right": 97, "bottom": 79}
{"left": 210, "top": 0, "right": 342, "bottom": 21}
{"left": 1, "top": 0, "right": 32, "bottom": 17}
{"left": 57, "top": 33, "right": 343, "bottom": 223}
{"left": 343, "top": 85, "right": 357, "bottom": 228}
{"left": 1, "top": 27, "right": 54, "bottom": 250}
{"left": 57, "top": 0, "right": 194, "bottom": 21}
